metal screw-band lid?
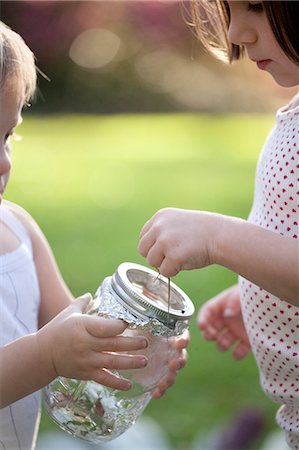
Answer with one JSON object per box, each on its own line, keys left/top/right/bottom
{"left": 110, "top": 262, "right": 194, "bottom": 327}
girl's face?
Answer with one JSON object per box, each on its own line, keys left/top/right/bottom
{"left": 0, "top": 89, "right": 22, "bottom": 204}
{"left": 227, "top": 1, "right": 299, "bottom": 87}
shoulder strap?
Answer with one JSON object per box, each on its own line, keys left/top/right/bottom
{"left": 0, "top": 205, "right": 32, "bottom": 250}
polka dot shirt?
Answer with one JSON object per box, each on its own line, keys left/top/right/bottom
{"left": 239, "top": 95, "right": 299, "bottom": 449}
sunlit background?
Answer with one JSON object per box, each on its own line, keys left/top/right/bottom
{"left": 1, "top": 2, "right": 297, "bottom": 450}
{"left": 1, "top": 0, "right": 296, "bottom": 114}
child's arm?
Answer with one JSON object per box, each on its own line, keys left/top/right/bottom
{"left": 0, "top": 203, "right": 148, "bottom": 408}
{"left": 138, "top": 208, "right": 299, "bottom": 306}
{"left": 7, "top": 201, "right": 76, "bottom": 326}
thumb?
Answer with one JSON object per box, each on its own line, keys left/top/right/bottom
{"left": 71, "top": 293, "right": 93, "bottom": 313}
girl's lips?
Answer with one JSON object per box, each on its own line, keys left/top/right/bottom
{"left": 256, "top": 59, "right": 271, "bottom": 70}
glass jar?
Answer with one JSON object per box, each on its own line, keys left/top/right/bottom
{"left": 43, "top": 262, "right": 194, "bottom": 443}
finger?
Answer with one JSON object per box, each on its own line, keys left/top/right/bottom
{"left": 139, "top": 216, "right": 155, "bottom": 239}
{"left": 216, "top": 330, "right": 238, "bottom": 351}
{"left": 201, "top": 326, "right": 221, "bottom": 341}
{"left": 83, "top": 316, "right": 128, "bottom": 338}
{"left": 233, "top": 342, "right": 251, "bottom": 360}
{"left": 152, "top": 375, "right": 176, "bottom": 399}
{"left": 89, "top": 335, "right": 148, "bottom": 352}
{"left": 224, "top": 298, "right": 242, "bottom": 318}
{"left": 151, "top": 389, "right": 164, "bottom": 399}
{"left": 91, "top": 352, "right": 148, "bottom": 371}
{"left": 197, "top": 303, "right": 216, "bottom": 330}
{"left": 72, "top": 293, "right": 93, "bottom": 312}
{"left": 198, "top": 304, "right": 226, "bottom": 333}
{"left": 145, "top": 242, "right": 165, "bottom": 270}
{"left": 138, "top": 228, "right": 156, "bottom": 258}
{"left": 173, "top": 331, "right": 190, "bottom": 351}
{"left": 158, "top": 257, "right": 180, "bottom": 278}
{"left": 168, "top": 348, "right": 188, "bottom": 371}
{"left": 91, "top": 368, "right": 132, "bottom": 391}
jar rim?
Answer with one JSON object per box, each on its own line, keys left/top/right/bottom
{"left": 111, "top": 262, "right": 194, "bottom": 326}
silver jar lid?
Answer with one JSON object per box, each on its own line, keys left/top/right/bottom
{"left": 110, "top": 262, "right": 194, "bottom": 328}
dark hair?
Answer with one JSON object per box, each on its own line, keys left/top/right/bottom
{"left": 190, "top": 1, "right": 299, "bottom": 65}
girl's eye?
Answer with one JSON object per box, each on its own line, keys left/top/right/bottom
{"left": 248, "top": 2, "right": 263, "bottom": 12}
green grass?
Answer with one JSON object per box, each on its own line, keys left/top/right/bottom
{"left": 7, "top": 113, "right": 278, "bottom": 449}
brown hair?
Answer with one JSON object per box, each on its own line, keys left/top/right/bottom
{"left": 0, "top": 21, "right": 36, "bottom": 104}
{"left": 190, "top": 1, "right": 299, "bottom": 64}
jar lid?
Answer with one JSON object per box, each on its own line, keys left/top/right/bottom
{"left": 110, "top": 262, "right": 194, "bottom": 328}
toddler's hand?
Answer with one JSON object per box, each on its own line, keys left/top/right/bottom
{"left": 198, "top": 285, "right": 251, "bottom": 360}
{"left": 138, "top": 208, "right": 219, "bottom": 277}
{"left": 151, "top": 330, "right": 190, "bottom": 399}
{"left": 37, "top": 294, "right": 148, "bottom": 390}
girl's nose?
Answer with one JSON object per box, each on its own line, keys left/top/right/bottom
{"left": 228, "top": 11, "right": 257, "bottom": 46}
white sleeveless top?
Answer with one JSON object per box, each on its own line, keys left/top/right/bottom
{"left": 0, "top": 204, "right": 41, "bottom": 450}
{"left": 239, "top": 96, "right": 299, "bottom": 449}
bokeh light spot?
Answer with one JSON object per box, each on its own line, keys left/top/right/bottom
{"left": 69, "top": 28, "right": 121, "bottom": 69}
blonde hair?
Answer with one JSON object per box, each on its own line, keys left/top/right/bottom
{"left": 0, "top": 21, "right": 37, "bottom": 105}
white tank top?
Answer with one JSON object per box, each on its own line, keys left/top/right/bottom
{"left": 0, "top": 205, "right": 41, "bottom": 450}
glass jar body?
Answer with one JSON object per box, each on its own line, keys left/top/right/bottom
{"left": 43, "top": 277, "right": 180, "bottom": 443}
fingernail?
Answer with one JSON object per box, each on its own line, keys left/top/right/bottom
{"left": 141, "top": 338, "right": 148, "bottom": 348}
{"left": 141, "top": 357, "right": 148, "bottom": 367}
{"left": 124, "top": 381, "right": 132, "bottom": 390}
{"left": 224, "top": 308, "right": 236, "bottom": 318}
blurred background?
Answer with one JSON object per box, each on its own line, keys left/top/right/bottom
{"left": 1, "top": 1, "right": 297, "bottom": 449}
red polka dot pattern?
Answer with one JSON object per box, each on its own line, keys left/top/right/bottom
{"left": 239, "top": 98, "right": 299, "bottom": 449}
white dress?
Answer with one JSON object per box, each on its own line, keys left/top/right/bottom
{"left": 239, "top": 95, "right": 299, "bottom": 449}
{"left": 0, "top": 205, "right": 41, "bottom": 450}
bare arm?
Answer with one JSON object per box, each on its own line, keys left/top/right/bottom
{"left": 214, "top": 215, "right": 298, "bottom": 305}
{"left": 8, "top": 202, "right": 74, "bottom": 326}
{"left": 0, "top": 203, "right": 149, "bottom": 408}
{"left": 138, "top": 208, "right": 299, "bottom": 306}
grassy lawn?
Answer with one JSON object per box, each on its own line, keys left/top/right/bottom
{"left": 7, "top": 113, "right": 278, "bottom": 449}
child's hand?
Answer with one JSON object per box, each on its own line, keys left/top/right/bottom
{"left": 37, "top": 294, "right": 148, "bottom": 390}
{"left": 139, "top": 208, "right": 219, "bottom": 277}
{"left": 198, "top": 285, "right": 251, "bottom": 360}
{"left": 151, "top": 330, "right": 190, "bottom": 399}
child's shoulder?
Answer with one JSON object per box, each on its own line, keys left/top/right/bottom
{"left": 3, "top": 200, "right": 40, "bottom": 237}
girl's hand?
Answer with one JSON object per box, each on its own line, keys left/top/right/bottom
{"left": 151, "top": 330, "right": 190, "bottom": 399}
{"left": 37, "top": 294, "right": 148, "bottom": 390}
{"left": 198, "top": 285, "right": 251, "bottom": 360}
{"left": 139, "top": 208, "right": 219, "bottom": 278}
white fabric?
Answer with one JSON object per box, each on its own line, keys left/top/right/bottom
{"left": 239, "top": 95, "right": 299, "bottom": 450}
{"left": 0, "top": 205, "right": 41, "bottom": 450}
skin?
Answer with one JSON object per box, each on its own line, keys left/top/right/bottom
{"left": 0, "top": 88, "right": 189, "bottom": 408}
{"left": 139, "top": 1, "right": 299, "bottom": 358}
{"left": 227, "top": 1, "right": 299, "bottom": 88}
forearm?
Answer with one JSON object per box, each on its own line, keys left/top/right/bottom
{"left": 0, "top": 333, "right": 56, "bottom": 408}
{"left": 214, "top": 215, "right": 299, "bottom": 305}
